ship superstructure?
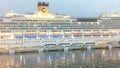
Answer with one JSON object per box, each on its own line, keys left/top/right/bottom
{"left": 0, "top": 2, "right": 120, "bottom": 48}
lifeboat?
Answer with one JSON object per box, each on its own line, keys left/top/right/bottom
{"left": 25, "top": 31, "right": 36, "bottom": 38}
{"left": 0, "top": 34, "right": 10, "bottom": 37}
{"left": 38, "top": 30, "right": 46, "bottom": 36}
{"left": 102, "top": 31, "right": 109, "bottom": 36}
{"left": 64, "top": 32, "right": 72, "bottom": 35}
{"left": 52, "top": 31, "right": 61, "bottom": 35}
{"left": 63, "top": 30, "right": 72, "bottom": 38}
{"left": 83, "top": 31, "right": 91, "bottom": 36}
{"left": 38, "top": 32, "right": 46, "bottom": 36}
{"left": 25, "top": 32, "right": 35, "bottom": 35}
{"left": 0, "top": 33, "right": 12, "bottom": 39}
{"left": 38, "top": 30, "right": 47, "bottom": 38}
{"left": 14, "top": 33, "right": 23, "bottom": 36}
{"left": 63, "top": 30, "right": 72, "bottom": 35}
{"left": 73, "top": 32, "right": 82, "bottom": 37}
{"left": 110, "top": 32, "right": 118, "bottom": 36}
{"left": 14, "top": 33, "right": 23, "bottom": 38}
{"left": 92, "top": 31, "right": 101, "bottom": 36}
{"left": 73, "top": 32, "right": 82, "bottom": 34}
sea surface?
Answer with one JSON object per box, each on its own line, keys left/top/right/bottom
{"left": 0, "top": 48, "right": 120, "bottom": 68}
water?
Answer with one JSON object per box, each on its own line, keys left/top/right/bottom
{"left": 1, "top": 49, "right": 120, "bottom": 68}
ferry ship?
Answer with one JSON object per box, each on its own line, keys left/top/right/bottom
{"left": 0, "top": 2, "right": 120, "bottom": 48}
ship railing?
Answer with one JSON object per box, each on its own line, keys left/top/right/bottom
{"left": 44, "top": 44, "right": 57, "bottom": 48}
{"left": 70, "top": 43, "right": 84, "bottom": 47}
{"left": 84, "top": 42, "right": 95, "bottom": 46}
{"left": 58, "top": 43, "right": 70, "bottom": 47}
{"left": 0, "top": 43, "right": 22, "bottom": 49}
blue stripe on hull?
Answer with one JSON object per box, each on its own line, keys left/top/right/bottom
{"left": 64, "top": 35, "right": 71, "bottom": 38}
{"left": 24, "top": 36, "right": 37, "bottom": 38}
{"left": 111, "top": 34, "right": 118, "bottom": 36}
{"left": 84, "top": 35, "right": 91, "bottom": 36}
{"left": 92, "top": 35, "right": 101, "bottom": 36}
{"left": 74, "top": 35, "right": 82, "bottom": 37}
{"left": 102, "top": 35, "right": 109, "bottom": 36}
{"left": 39, "top": 36, "right": 48, "bottom": 38}
{"left": 15, "top": 36, "right": 23, "bottom": 38}
{"left": 50, "top": 35, "right": 62, "bottom": 38}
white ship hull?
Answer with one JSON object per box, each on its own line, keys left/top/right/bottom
{"left": 0, "top": 2, "right": 120, "bottom": 48}
{"left": 0, "top": 32, "right": 119, "bottom": 48}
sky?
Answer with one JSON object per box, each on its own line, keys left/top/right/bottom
{"left": 0, "top": 0, "right": 120, "bottom": 17}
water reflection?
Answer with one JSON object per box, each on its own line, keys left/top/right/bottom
{"left": 1, "top": 49, "right": 120, "bottom": 68}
